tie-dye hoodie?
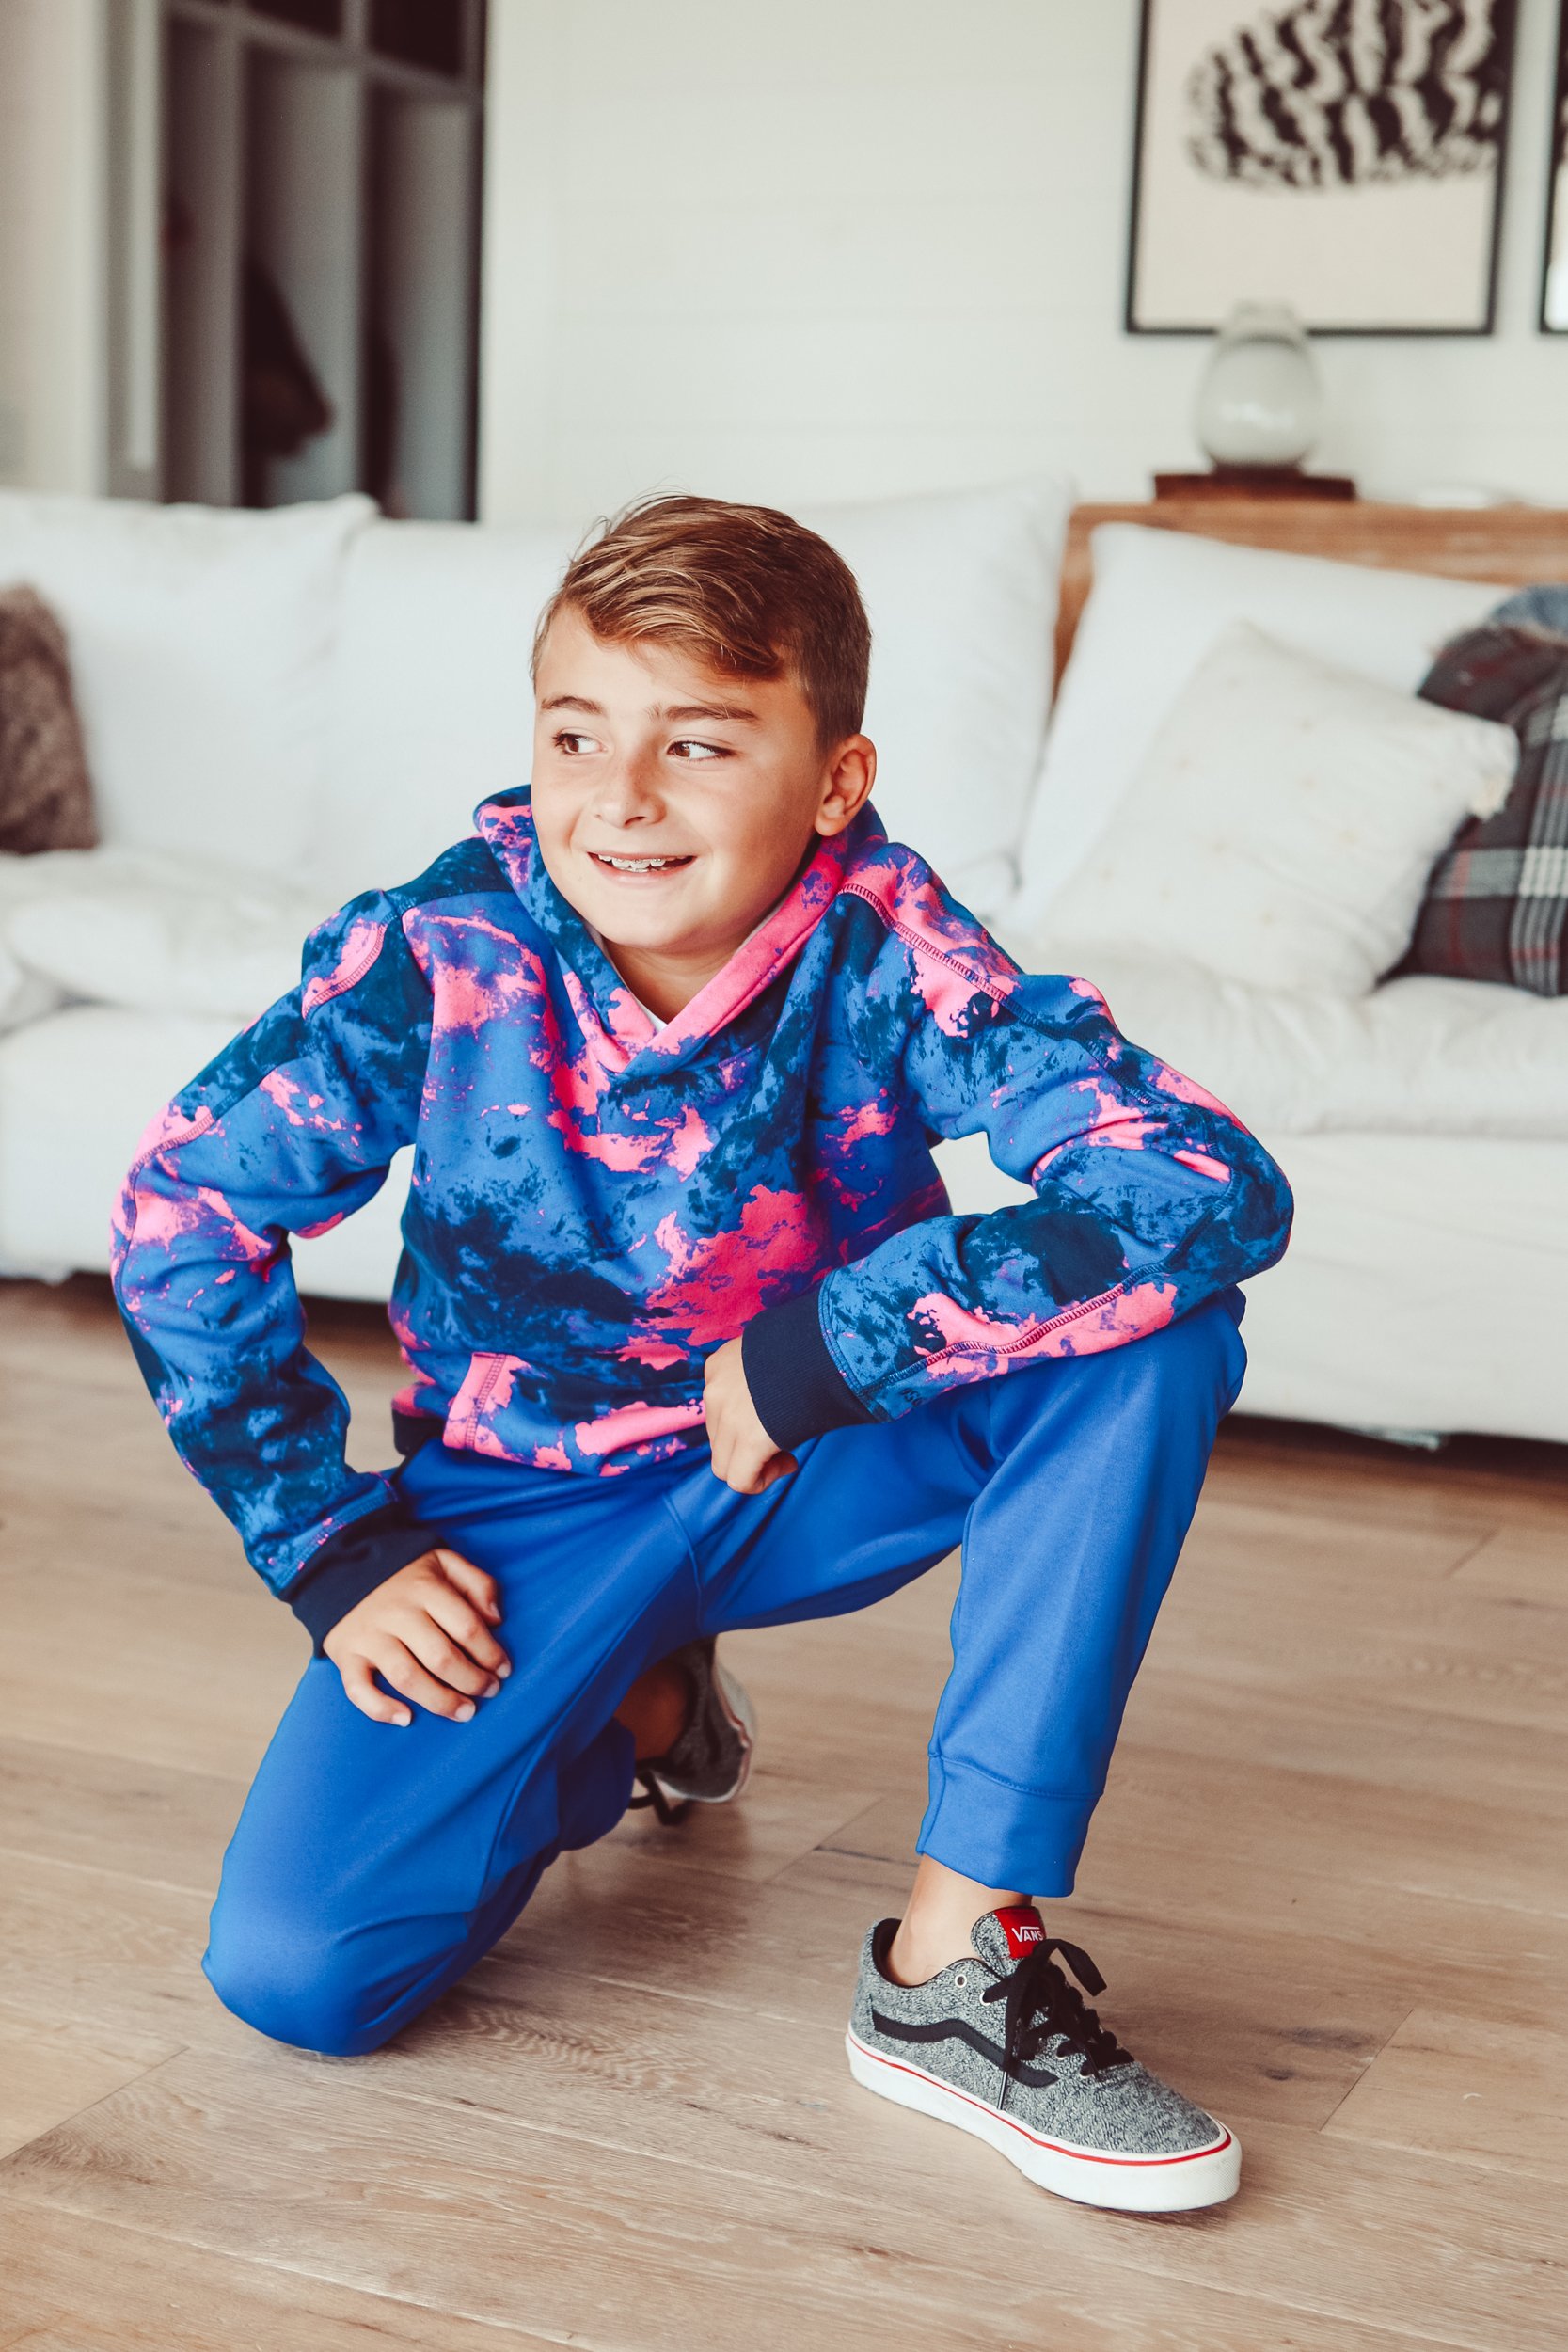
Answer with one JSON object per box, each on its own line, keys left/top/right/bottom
{"left": 112, "top": 788, "right": 1291, "bottom": 1640}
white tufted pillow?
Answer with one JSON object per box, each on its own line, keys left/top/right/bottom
{"left": 1048, "top": 623, "right": 1516, "bottom": 997}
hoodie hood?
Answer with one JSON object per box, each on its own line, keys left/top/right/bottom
{"left": 474, "top": 785, "right": 883, "bottom": 1077}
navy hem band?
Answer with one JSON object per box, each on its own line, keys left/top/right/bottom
{"left": 286, "top": 1507, "right": 447, "bottom": 1649}
{"left": 742, "top": 1284, "right": 873, "bottom": 1451}
{"left": 392, "top": 1408, "right": 445, "bottom": 1459}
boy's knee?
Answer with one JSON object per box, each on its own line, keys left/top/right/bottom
{"left": 990, "top": 1286, "right": 1246, "bottom": 1447}
{"left": 1120, "top": 1287, "right": 1246, "bottom": 1406}
{"left": 1167, "top": 1286, "right": 1247, "bottom": 1411}
{"left": 204, "top": 1896, "right": 393, "bottom": 2058}
{"left": 1090, "top": 1289, "right": 1248, "bottom": 1435}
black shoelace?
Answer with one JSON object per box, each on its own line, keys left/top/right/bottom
{"left": 626, "top": 1766, "right": 691, "bottom": 1826}
{"left": 981, "top": 1937, "right": 1134, "bottom": 2081}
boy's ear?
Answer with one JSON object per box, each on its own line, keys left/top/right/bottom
{"left": 814, "top": 734, "right": 877, "bottom": 837}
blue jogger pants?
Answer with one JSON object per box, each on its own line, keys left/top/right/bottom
{"left": 204, "top": 1292, "right": 1246, "bottom": 2055}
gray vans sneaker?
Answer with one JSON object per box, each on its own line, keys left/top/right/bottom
{"left": 847, "top": 1905, "right": 1240, "bottom": 2213}
{"left": 627, "top": 1637, "right": 756, "bottom": 1826}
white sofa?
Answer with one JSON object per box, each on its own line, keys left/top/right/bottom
{"left": 1, "top": 487, "right": 1562, "bottom": 1446}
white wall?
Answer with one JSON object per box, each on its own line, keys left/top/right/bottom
{"left": 479, "top": 0, "right": 1568, "bottom": 526}
{"left": 0, "top": 0, "right": 106, "bottom": 495}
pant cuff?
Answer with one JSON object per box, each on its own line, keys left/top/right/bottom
{"left": 916, "top": 1754, "right": 1098, "bottom": 1899}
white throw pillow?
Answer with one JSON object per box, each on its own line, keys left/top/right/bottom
{"left": 1014, "top": 522, "right": 1508, "bottom": 921}
{"left": 0, "top": 491, "right": 373, "bottom": 883}
{"left": 307, "top": 479, "right": 1072, "bottom": 918}
{"left": 1, "top": 847, "right": 326, "bottom": 1019}
{"left": 1049, "top": 624, "right": 1515, "bottom": 997}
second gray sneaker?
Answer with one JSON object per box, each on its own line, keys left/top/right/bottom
{"left": 847, "top": 1905, "right": 1240, "bottom": 2213}
{"left": 627, "top": 1637, "right": 756, "bottom": 1825}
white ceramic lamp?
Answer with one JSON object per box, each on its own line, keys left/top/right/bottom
{"left": 1195, "top": 301, "right": 1323, "bottom": 470}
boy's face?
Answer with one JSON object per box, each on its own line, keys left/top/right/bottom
{"left": 531, "top": 608, "right": 875, "bottom": 1020}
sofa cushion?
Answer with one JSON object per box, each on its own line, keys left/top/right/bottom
{"left": 0, "top": 1003, "right": 407, "bottom": 1296}
{"left": 0, "top": 846, "right": 326, "bottom": 1019}
{"left": 990, "top": 928, "right": 1568, "bottom": 1141}
{"left": 0, "top": 491, "right": 372, "bottom": 882}
{"left": 930, "top": 1114, "right": 1568, "bottom": 1441}
{"left": 0, "top": 937, "right": 64, "bottom": 1035}
{"left": 1015, "top": 522, "right": 1507, "bottom": 921}
{"left": 1047, "top": 624, "right": 1515, "bottom": 996}
{"left": 308, "top": 481, "right": 1072, "bottom": 919}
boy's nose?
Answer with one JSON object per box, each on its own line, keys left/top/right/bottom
{"left": 591, "top": 755, "right": 665, "bottom": 824}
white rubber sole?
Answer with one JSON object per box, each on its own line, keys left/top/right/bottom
{"left": 688, "top": 1653, "right": 756, "bottom": 1804}
{"left": 708, "top": 1655, "right": 757, "bottom": 1799}
{"left": 846, "top": 2026, "right": 1242, "bottom": 2214}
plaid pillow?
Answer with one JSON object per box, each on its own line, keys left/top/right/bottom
{"left": 1407, "top": 621, "right": 1568, "bottom": 996}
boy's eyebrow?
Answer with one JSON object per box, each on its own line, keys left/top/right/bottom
{"left": 657, "top": 700, "right": 761, "bottom": 724}
{"left": 540, "top": 692, "right": 762, "bottom": 725}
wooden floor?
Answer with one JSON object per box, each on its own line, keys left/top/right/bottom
{"left": 0, "top": 1278, "right": 1563, "bottom": 2352}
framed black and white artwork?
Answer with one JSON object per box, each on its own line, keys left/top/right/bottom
{"left": 1543, "top": 0, "right": 1568, "bottom": 328}
{"left": 1126, "top": 0, "right": 1519, "bottom": 335}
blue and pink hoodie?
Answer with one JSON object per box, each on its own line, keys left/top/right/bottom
{"left": 111, "top": 789, "right": 1292, "bottom": 1641}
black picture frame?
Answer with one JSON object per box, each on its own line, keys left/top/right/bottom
{"left": 1125, "top": 0, "right": 1519, "bottom": 337}
{"left": 1540, "top": 0, "right": 1568, "bottom": 329}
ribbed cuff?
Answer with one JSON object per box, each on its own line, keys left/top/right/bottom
{"left": 392, "top": 1407, "right": 444, "bottom": 1459}
{"left": 916, "top": 1755, "right": 1099, "bottom": 1900}
{"left": 285, "top": 1505, "right": 448, "bottom": 1649}
{"left": 741, "top": 1283, "right": 873, "bottom": 1452}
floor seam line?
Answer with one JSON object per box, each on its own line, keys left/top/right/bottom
{"left": 0, "top": 2044, "right": 193, "bottom": 2169}
{"left": 1312, "top": 2002, "right": 1418, "bottom": 2137}
{"left": 1441, "top": 1529, "right": 1503, "bottom": 1581}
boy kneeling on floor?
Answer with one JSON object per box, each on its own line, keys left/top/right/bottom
{"left": 113, "top": 496, "right": 1291, "bottom": 2214}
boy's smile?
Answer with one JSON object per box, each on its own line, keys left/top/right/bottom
{"left": 531, "top": 608, "right": 875, "bottom": 1022}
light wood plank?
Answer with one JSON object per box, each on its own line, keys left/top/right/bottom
{"left": 1191, "top": 1487, "right": 1497, "bottom": 1580}
{"left": 0, "top": 1736, "right": 242, "bottom": 1895}
{"left": 0, "top": 2202, "right": 1433, "bottom": 2352}
{"left": 1323, "top": 2009, "right": 1568, "bottom": 2185}
{"left": 0, "top": 2201, "right": 560, "bottom": 2352}
{"left": 1449, "top": 1526, "right": 1568, "bottom": 1610}
{"left": 3, "top": 2043, "right": 1560, "bottom": 2352}
{"left": 0, "top": 2005, "right": 180, "bottom": 2162}
{"left": 0, "top": 1553, "right": 303, "bottom": 1781}
{"left": 0, "top": 1851, "right": 220, "bottom": 2048}
{"left": 1141, "top": 1576, "right": 1568, "bottom": 1740}
{"left": 606, "top": 1754, "right": 883, "bottom": 1884}
{"left": 1111, "top": 1672, "right": 1568, "bottom": 1820}
{"left": 1204, "top": 1415, "right": 1568, "bottom": 1538}
{"left": 0, "top": 2047, "right": 1166, "bottom": 2352}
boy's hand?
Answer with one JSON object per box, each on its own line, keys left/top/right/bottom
{"left": 322, "top": 1549, "right": 511, "bottom": 1726}
{"left": 704, "top": 1337, "right": 798, "bottom": 1496}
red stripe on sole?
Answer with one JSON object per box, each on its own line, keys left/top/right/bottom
{"left": 848, "top": 2029, "right": 1231, "bottom": 2168}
